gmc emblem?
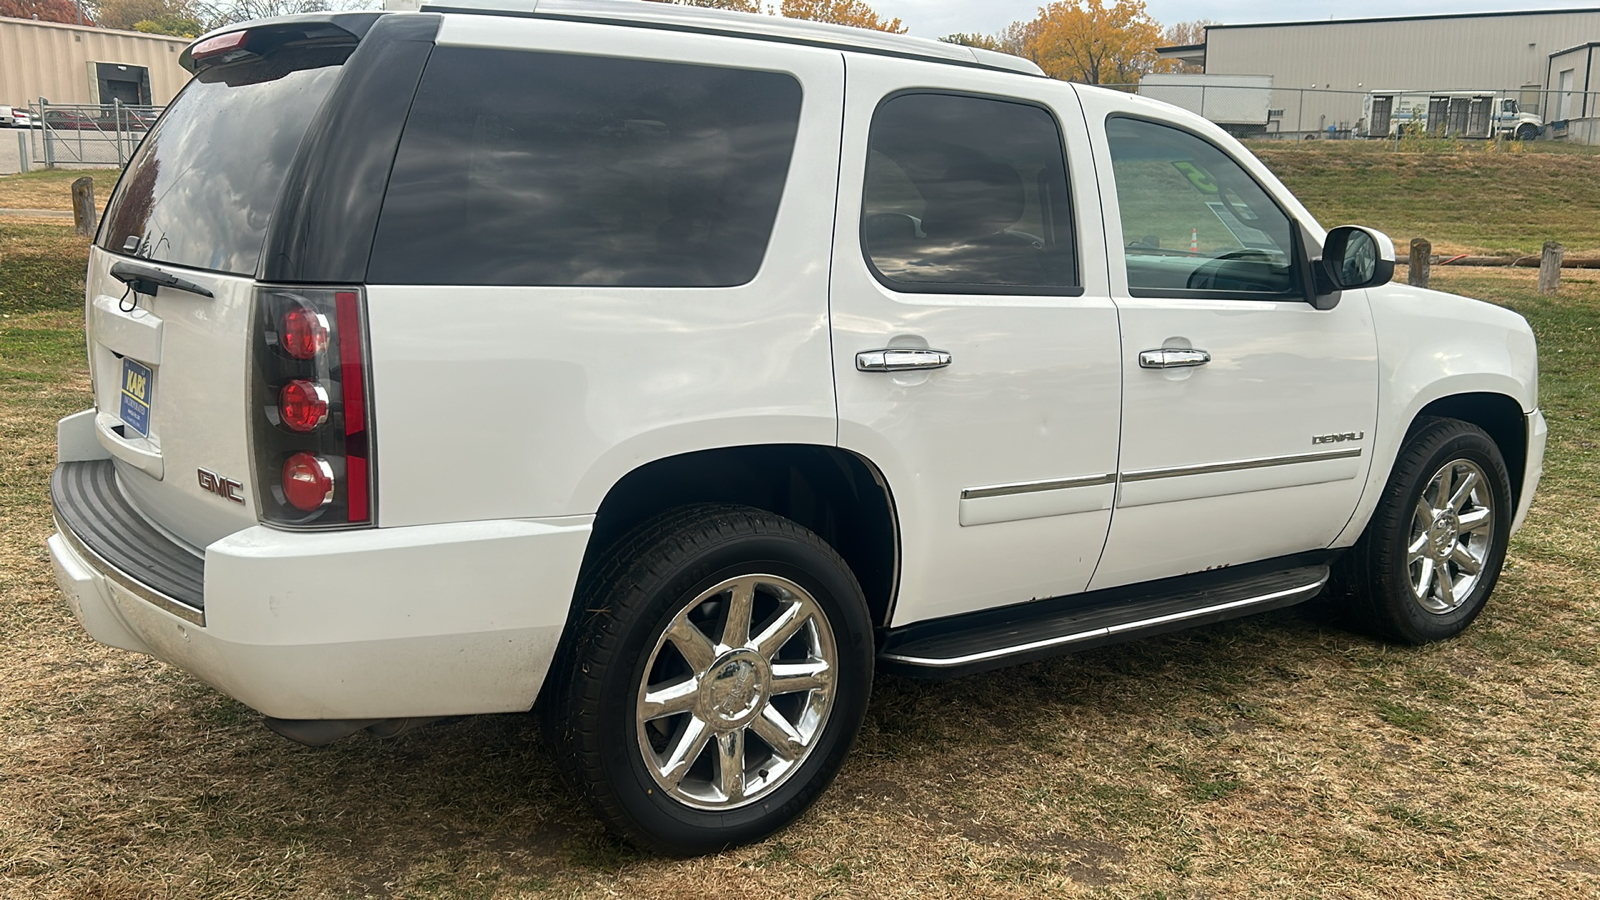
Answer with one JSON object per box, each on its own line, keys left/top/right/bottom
{"left": 1312, "top": 432, "right": 1365, "bottom": 445}
{"left": 197, "top": 468, "right": 246, "bottom": 505}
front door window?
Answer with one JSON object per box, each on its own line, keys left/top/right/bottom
{"left": 1106, "top": 117, "right": 1298, "bottom": 298}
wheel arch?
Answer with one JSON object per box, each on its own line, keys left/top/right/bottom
{"left": 575, "top": 444, "right": 901, "bottom": 631}
{"left": 1334, "top": 378, "right": 1533, "bottom": 549}
{"left": 1411, "top": 392, "right": 1527, "bottom": 509}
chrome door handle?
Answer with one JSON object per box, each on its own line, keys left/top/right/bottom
{"left": 856, "top": 349, "right": 953, "bottom": 372}
{"left": 1138, "top": 349, "right": 1211, "bottom": 369}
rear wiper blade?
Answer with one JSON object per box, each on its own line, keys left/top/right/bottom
{"left": 110, "top": 260, "right": 215, "bottom": 299}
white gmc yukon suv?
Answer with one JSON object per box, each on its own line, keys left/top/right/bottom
{"left": 47, "top": 1, "right": 1545, "bottom": 854}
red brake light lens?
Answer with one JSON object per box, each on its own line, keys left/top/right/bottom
{"left": 252, "top": 287, "right": 373, "bottom": 528}
{"left": 279, "top": 305, "right": 329, "bottom": 360}
{"left": 282, "top": 453, "right": 335, "bottom": 512}
{"left": 278, "top": 379, "right": 329, "bottom": 433}
{"left": 191, "top": 30, "right": 250, "bottom": 61}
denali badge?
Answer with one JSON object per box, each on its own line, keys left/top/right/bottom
{"left": 1312, "top": 432, "right": 1365, "bottom": 445}
{"left": 197, "top": 468, "right": 246, "bottom": 504}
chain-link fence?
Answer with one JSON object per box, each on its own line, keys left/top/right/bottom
{"left": 1119, "top": 83, "right": 1600, "bottom": 145}
{"left": 24, "top": 100, "right": 164, "bottom": 169}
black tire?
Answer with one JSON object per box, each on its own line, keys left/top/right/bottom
{"left": 1342, "top": 418, "right": 1513, "bottom": 644}
{"left": 539, "top": 504, "right": 874, "bottom": 855}
{"left": 1515, "top": 123, "right": 1538, "bottom": 141}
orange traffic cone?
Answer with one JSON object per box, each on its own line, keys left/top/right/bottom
{"left": 1190, "top": 229, "right": 1199, "bottom": 253}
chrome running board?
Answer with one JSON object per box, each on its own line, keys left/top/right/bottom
{"left": 878, "top": 558, "right": 1331, "bottom": 678}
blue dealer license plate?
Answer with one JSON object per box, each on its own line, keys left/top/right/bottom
{"left": 119, "top": 357, "right": 153, "bottom": 437}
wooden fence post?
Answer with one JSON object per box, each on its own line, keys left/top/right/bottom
{"left": 70, "top": 177, "right": 95, "bottom": 237}
{"left": 1409, "top": 238, "right": 1431, "bottom": 288}
{"left": 1539, "top": 241, "right": 1564, "bottom": 295}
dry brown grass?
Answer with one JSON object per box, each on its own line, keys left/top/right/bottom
{"left": 0, "top": 169, "right": 115, "bottom": 215}
{"left": 3, "top": 224, "right": 1599, "bottom": 897}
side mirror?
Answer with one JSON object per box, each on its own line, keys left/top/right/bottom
{"left": 1319, "top": 225, "right": 1395, "bottom": 292}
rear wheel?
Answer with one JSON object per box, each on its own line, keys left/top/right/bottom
{"left": 541, "top": 504, "right": 873, "bottom": 855}
{"left": 1343, "top": 418, "right": 1513, "bottom": 643}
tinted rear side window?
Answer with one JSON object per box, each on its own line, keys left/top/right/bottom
{"left": 862, "top": 92, "right": 1078, "bottom": 293}
{"left": 100, "top": 46, "right": 350, "bottom": 276}
{"left": 368, "top": 49, "right": 802, "bottom": 288}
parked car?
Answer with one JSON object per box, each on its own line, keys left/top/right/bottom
{"left": 49, "top": 2, "right": 1544, "bottom": 856}
{"left": 40, "top": 109, "right": 100, "bottom": 131}
{"left": 122, "top": 109, "right": 159, "bottom": 131}
{"left": 0, "top": 105, "right": 33, "bottom": 128}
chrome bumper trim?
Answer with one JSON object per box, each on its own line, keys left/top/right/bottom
{"left": 53, "top": 514, "right": 206, "bottom": 627}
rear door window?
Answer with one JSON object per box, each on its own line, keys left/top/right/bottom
{"left": 367, "top": 48, "right": 803, "bottom": 288}
{"left": 100, "top": 46, "right": 351, "bottom": 276}
{"left": 861, "top": 92, "right": 1078, "bottom": 293}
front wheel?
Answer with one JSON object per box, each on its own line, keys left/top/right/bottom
{"left": 1515, "top": 123, "right": 1539, "bottom": 141}
{"left": 540, "top": 504, "right": 874, "bottom": 855}
{"left": 1343, "top": 418, "right": 1513, "bottom": 644}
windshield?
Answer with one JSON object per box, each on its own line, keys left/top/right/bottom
{"left": 99, "top": 46, "right": 349, "bottom": 276}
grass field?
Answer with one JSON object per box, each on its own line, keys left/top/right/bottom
{"left": 3, "top": 148, "right": 1600, "bottom": 897}
{"left": 1251, "top": 141, "right": 1600, "bottom": 257}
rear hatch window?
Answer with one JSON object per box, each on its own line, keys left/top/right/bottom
{"left": 99, "top": 43, "right": 352, "bottom": 275}
{"left": 83, "top": 21, "right": 382, "bottom": 550}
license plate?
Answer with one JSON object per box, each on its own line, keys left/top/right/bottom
{"left": 119, "top": 357, "right": 153, "bottom": 437}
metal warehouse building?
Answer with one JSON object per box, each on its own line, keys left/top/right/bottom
{"left": 0, "top": 17, "right": 189, "bottom": 108}
{"left": 1195, "top": 8, "right": 1600, "bottom": 141}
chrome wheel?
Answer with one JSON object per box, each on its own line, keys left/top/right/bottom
{"left": 1407, "top": 458, "right": 1495, "bottom": 614}
{"left": 636, "top": 574, "right": 837, "bottom": 811}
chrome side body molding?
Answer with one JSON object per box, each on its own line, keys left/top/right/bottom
{"left": 959, "top": 473, "right": 1116, "bottom": 501}
{"left": 1121, "top": 447, "right": 1362, "bottom": 483}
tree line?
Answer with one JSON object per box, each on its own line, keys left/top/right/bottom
{"left": 2, "top": 0, "right": 1213, "bottom": 82}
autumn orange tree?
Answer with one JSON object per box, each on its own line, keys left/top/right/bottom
{"left": 938, "top": 32, "right": 1004, "bottom": 51}
{"left": 1163, "top": 18, "right": 1215, "bottom": 47}
{"left": 1, "top": 0, "right": 90, "bottom": 24}
{"left": 780, "top": 0, "right": 905, "bottom": 33}
{"left": 1010, "top": 0, "right": 1169, "bottom": 85}
{"left": 640, "top": 0, "right": 763, "bottom": 12}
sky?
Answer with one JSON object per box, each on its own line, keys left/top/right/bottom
{"left": 872, "top": 0, "right": 1600, "bottom": 39}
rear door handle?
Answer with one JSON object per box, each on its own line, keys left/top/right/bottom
{"left": 1138, "top": 349, "right": 1211, "bottom": 369}
{"left": 856, "top": 349, "right": 952, "bottom": 372}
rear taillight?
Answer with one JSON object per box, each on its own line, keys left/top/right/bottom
{"left": 278, "top": 379, "right": 329, "bottom": 432}
{"left": 190, "top": 30, "right": 251, "bottom": 65}
{"left": 250, "top": 287, "right": 374, "bottom": 528}
{"left": 282, "top": 452, "right": 335, "bottom": 511}
{"left": 279, "top": 305, "right": 329, "bottom": 360}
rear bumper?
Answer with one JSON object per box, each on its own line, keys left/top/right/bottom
{"left": 49, "top": 459, "right": 592, "bottom": 720}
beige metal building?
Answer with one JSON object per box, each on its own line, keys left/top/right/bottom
{"left": 1201, "top": 8, "right": 1600, "bottom": 138}
{"left": 0, "top": 17, "right": 190, "bottom": 108}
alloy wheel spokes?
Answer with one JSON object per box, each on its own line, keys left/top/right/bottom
{"left": 1407, "top": 459, "right": 1494, "bottom": 615}
{"left": 636, "top": 574, "right": 838, "bottom": 810}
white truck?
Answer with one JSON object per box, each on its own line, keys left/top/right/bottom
{"left": 1363, "top": 90, "right": 1542, "bottom": 140}
{"left": 1139, "top": 73, "right": 1273, "bottom": 136}
{"left": 50, "top": 2, "right": 1545, "bottom": 855}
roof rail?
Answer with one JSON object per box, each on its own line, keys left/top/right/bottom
{"left": 416, "top": 0, "right": 1046, "bottom": 77}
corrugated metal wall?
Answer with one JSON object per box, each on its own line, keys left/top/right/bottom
{"left": 1205, "top": 11, "right": 1600, "bottom": 134}
{"left": 1549, "top": 44, "right": 1598, "bottom": 120}
{"left": 0, "top": 19, "right": 189, "bottom": 107}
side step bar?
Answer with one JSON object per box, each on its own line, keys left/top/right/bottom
{"left": 878, "top": 560, "right": 1331, "bottom": 679}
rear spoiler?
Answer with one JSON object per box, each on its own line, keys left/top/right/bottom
{"left": 180, "top": 13, "right": 387, "bottom": 73}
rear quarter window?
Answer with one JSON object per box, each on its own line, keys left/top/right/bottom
{"left": 367, "top": 48, "right": 803, "bottom": 288}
